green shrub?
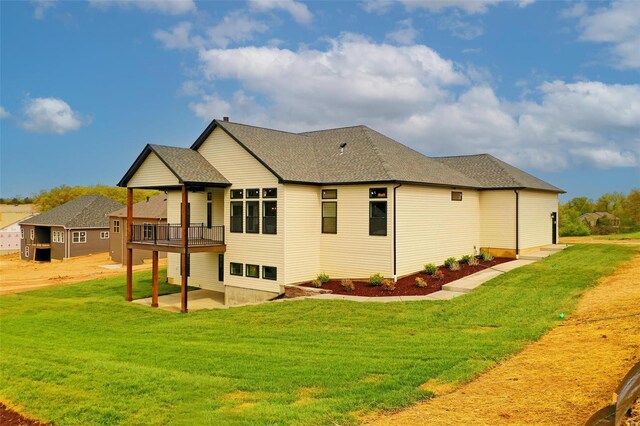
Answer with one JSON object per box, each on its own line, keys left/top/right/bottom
{"left": 340, "top": 279, "right": 355, "bottom": 292}
{"left": 316, "top": 272, "right": 330, "bottom": 284}
{"left": 444, "top": 257, "right": 457, "bottom": 268}
{"left": 311, "top": 279, "right": 322, "bottom": 288}
{"left": 369, "top": 273, "right": 384, "bottom": 287}
{"left": 423, "top": 263, "right": 437, "bottom": 275}
{"left": 460, "top": 254, "right": 473, "bottom": 264}
{"left": 559, "top": 221, "right": 591, "bottom": 237}
{"left": 449, "top": 261, "right": 460, "bottom": 271}
{"left": 415, "top": 277, "right": 428, "bottom": 288}
{"left": 468, "top": 256, "right": 480, "bottom": 266}
{"left": 481, "top": 251, "right": 494, "bottom": 262}
{"left": 433, "top": 270, "right": 444, "bottom": 280}
{"left": 381, "top": 279, "right": 396, "bottom": 292}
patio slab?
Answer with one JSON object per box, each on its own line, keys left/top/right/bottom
{"left": 133, "top": 289, "right": 226, "bottom": 312}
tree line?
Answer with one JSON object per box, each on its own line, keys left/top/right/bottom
{"left": 559, "top": 188, "right": 640, "bottom": 236}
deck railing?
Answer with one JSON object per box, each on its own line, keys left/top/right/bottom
{"left": 130, "top": 224, "right": 224, "bottom": 246}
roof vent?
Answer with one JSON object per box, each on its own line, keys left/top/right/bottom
{"left": 340, "top": 142, "right": 347, "bottom": 155}
{"left": 223, "top": 116, "right": 229, "bottom": 122}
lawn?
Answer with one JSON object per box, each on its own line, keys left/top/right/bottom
{"left": 0, "top": 245, "right": 637, "bottom": 425}
{"left": 592, "top": 231, "right": 640, "bottom": 240}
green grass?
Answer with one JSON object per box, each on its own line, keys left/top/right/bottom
{"left": 591, "top": 231, "right": 640, "bottom": 240}
{"left": 1, "top": 245, "right": 637, "bottom": 425}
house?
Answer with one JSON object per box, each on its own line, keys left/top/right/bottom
{"left": 578, "top": 212, "right": 620, "bottom": 227}
{"left": 20, "top": 195, "right": 123, "bottom": 261}
{"left": 0, "top": 203, "right": 37, "bottom": 229}
{"left": 0, "top": 218, "right": 33, "bottom": 255}
{"left": 118, "top": 118, "right": 564, "bottom": 311}
{"left": 108, "top": 194, "right": 168, "bottom": 265}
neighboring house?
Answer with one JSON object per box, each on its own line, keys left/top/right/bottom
{"left": 0, "top": 218, "right": 33, "bottom": 255}
{"left": 0, "top": 204, "right": 37, "bottom": 229}
{"left": 20, "top": 195, "right": 123, "bottom": 261}
{"left": 109, "top": 194, "right": 168, "bottom": 265}
{"left": 118, "top": 118, "right": 564, "bottom": 311}
{"left": 578, "top": 212, "right": 620, "bottom": 227}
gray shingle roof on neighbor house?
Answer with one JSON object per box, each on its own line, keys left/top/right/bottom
{"left": 21, "top": 195, "right": 123, "bottom": 228}
{"left": 110, "top": 194, "right": 167, "bottom": 219}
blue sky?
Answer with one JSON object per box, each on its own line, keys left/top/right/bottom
{"left": 1, "top": 0, "right": 638, "bottom": 201}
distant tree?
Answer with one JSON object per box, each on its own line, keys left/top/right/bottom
{"left": 595, "top": 192, "right": 625, "bottom": 214}
{"left": 34, "top": 185, "right": 160, "bottom": 212}
{"left": 564, "top": 197, "right": 594, "bottom": 216}
{"left": 626, "top": 188, "right": 640, "bottom": 223}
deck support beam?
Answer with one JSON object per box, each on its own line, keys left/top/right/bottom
{"left": 151, "top": 250, "right": 159, "bottom": 308}
{"left": 126, "top": 187, "right": 133, "bottom": 302}
{"left": 181, "top": 185, "right": 188, "bottom": 313}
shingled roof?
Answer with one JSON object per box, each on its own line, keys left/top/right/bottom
{"left": 21, "top": 195, "right": 123, "bottom": 228}
{"left": 110, "top": 194, "right": 167, "bottom": 219}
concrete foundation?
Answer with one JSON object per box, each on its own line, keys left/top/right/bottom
{"left": 224, "top": 285, "right": 279, "bottom": 306}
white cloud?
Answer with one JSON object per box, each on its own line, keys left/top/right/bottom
{"left": 438, "top": 14, "right": 485, "bottom": 39}
{"left": 363, "top": 0, "right": 535, "bottom": 14}
{"left": 0, "top": 106, "right": 10, "bottom": 119}
{"left": 361, "top": 0, "right": 395, "bottom": 14}
{"left": 386, "top": 19, "right": 419, "bottom": 45}
{"left": 154, "top": 22, "right": 199, "bottom": 49}
{"left": 207, "top": 12, "right": 268, "bottom": 48}
{"left": 248, "top": 0, "right": 312, "bottom": 24}
{"left": 31, "top": 0, "right": 56, "bottom": 20}
{"left": 573, "top": 1, "right": 640, "bottom": 69}
{"left": 89, "top": 0, "right": 195, "bottom": 15}
{"left": 20, "top": 97, "right": 88, "bottom": 134}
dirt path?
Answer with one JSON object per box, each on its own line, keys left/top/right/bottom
{"left": 0, "top": 253, "right": 166, "bottom": 295}
{"left": 368, "top": 253, "right": 640, "bottom": 425}
{"left": 560, "top": 236, "right": 640, "bottom": 245}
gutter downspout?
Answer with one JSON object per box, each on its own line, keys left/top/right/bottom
{"left": 393, "top": 183, "right": 402, "bottom": 282}
{"left": 514, "top": 189, "right": 519, "bottom": 259}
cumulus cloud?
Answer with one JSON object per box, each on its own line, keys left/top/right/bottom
{"left": 573, "top": 0, "right": 640, "bottom": 69}
{"left": 89, "top": 0, "right": 195, "bottom": 15}
{"left": 248, "top": 0, "right": 312, "bottom": 24}
{"left": 154, "top": 21, "right": 201, "bottom": 49}
{"left": 20, "top": 97, "right": 88, "bottom": 134}
{"left": 31, "top": 0, "right": 56, "bottom": 19}
{"left": 386, "top": 19, "right": 419, "bottom": 45}
{"left": 185, "top": 34, "right": 639, "bottom": 171}
{"left": 0, "top": 106, "right": 10, "bottom": 119}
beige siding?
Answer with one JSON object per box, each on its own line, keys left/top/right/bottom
{"left": 396, "top": 185, "right": 480, "bottom": 277}
{"left": 283, "top": 184, "right": 321, "bottom": 284}
{"left": 320, "top": 185, "right": 393, "bottom": 279}
{"left": 196, "top": 127, "right": 284, "bottom": 293}
{"left": 480, "top": 190, "right": 516, "bottom": 250}
{"left": 519, "top": 190, "right": 558, "bottom": 249}
{"left": 128, "top": 152, "right": 179, "bottom": 188}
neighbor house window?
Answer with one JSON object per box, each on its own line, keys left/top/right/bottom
{"left": 72, "top": 231, "right": 87, "bottom": 243}
{"left": 246, "top": 201, "right": 259, "bottom": 233}
{"left": 25, "top": 246, "right": 29, "bottom": 257}
{"left": 369, "top": 188, "right": 388, "bottom": 199}
{"left": 262, "top": 201, "right": 277, "bottom": 234}
{"left": 230, "top": 202, "right": 243, "bottom": 233}
{"left": 369, "top": 201, "right": 387, "bottom": 236}
{"left": 230, "top": 262, "right": 243, "bottom": 276}
{"left": 100, "top": 231, "right": 110, "bottom": 239}
{"left": 246, "top": 189, "right": 260, "bottom": 198}
{"left": 322, "top": 189, "right": 337, "bottom": 199}
{"left": 262, "top": 266, "right": 277, "bottom": 281}
{"left": 53, "top": 231, "right": 64, "bottom": 243}
{"left": 113, "top": 220, "right": 120, "bottom": 233}
{"left": 322, "top": 202, "right": 337, "bottom": 234}
{"left": 230, "top": 189, "right": 244, "bottom": 199}
{"left": 21, "top": 229, "right": 24, "bottom": 239}
{"left": 451, "top": 191, "right": 463, "bottom": 201}
{"left": 262, "top": 188, "right": 277, "bottom": 198}
{"left": 246, "top": 264, "right": 259, "bottom": 278}
{"left": 143, "top": 223, "right": 153, "bottom": 240}
{"left": 30, "top": 229, "right": 34, "bottom": 240}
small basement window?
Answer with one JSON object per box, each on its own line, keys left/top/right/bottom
{"left": 262, "top": 266, "right": 277, "bottom": 281}
{"left": 246, "top": 264, "right": 259, "bottom": 278}
{"left": 451, "top": 191, "right": 463, "bottom": 201}
{"left": 230, "top": 262, "right": 243, "bottom": 276}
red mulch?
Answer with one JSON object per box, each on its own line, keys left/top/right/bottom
{"left": 301, "top": 257, "right": 513, "bottom": 296}
{"left": 0, "top": 403, "right": 48, "bottom": 426}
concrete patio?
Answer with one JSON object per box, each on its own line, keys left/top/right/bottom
{"left": 133, "top": 289, "right": 226, "bottom": 312}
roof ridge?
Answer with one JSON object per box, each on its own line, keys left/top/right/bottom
{"left": 299, "top": 124, "right": 368, "bottom": 135}
{"left": 361, "top": 127, "right": 395, "bottom": 181}
{"left": 219, "top": 120, "right": 311, "bottom": 137}
{"left": 434, "top": 153, "right": 489, "bottom": 159}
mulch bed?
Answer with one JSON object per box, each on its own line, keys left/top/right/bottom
{"left": 301, "top": 257, "right": 513, "bottom": 296}
{"left": 0, "top": 403, "right": 48, "bottom": 426}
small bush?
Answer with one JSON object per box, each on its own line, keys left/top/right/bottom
{"left": 481, "top": 251, "right": 494, "bottom": 262}
{"left": 415, "top": 277, "right": 428, "bottom": 288}
{"left": 559, "top": 222, "right": 590, "bottom": 237}
{"left": 381, "top": 279, "right": 396, "bottom": 291}
{"left": 433, "top": 270, "right": 444, "bottom": 280}
{"left": 460, "top": 254, "right": 473, "bottom": 264}
{"left": 311, "top": 279, "right": 322, "bottom": 288}
{"left": 316, "top": 272, "right": 330, "bottom": 284}
{"left": 424, "top": 263, "right": 437, "bottom": 275}
{"left": 449, "top": 261, "right": 460, "bottom": 271}
{"left": 444, "top": 257, "right": 457, "bottom": 268}
{"left": 468, "top": 256, "right": 480, "bottom": 266}
{"left": 341, "top": 279, "right": 355, "bottom": 292}
{"left": 369, "top": 273, "right": 384, "bottom": 287}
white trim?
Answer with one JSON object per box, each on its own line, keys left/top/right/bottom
{"left": 113, "top": 220, "right": 120, "bottom": 233}
{"left": 72, "top": 231, "right": 87, "bottom": 244}
{"left": 25, "top": 246, "right": 29, "bottom": 258}
{"left": 30, "top": 229, "right": 34, "bottom": 240}
{"left": 21, "top": 228, "right": 24, "bottom": 239}
{"left": 100, "top": 231, "right": 110, "bottom": 239}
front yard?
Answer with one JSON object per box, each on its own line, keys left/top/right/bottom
{"left": 0, "top": 245, "right": 637, "bottom": 425}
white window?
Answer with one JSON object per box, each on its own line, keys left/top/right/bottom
{"left": 25, "top": 246, "right": 29, "bottom": 257}
{"left": 21, "top": 229, "right": 24, "bottom": 239}
{"left": 72, "top": 231, "right": 87, "bottom": 243}
{"left": 52, "top": 231, "right": 64, "bottom": 243}
{"left": 30, "top": 229, "right": 34, "bottom": 240}
{"left": 100, "top": 231, "right": 109, "bottom": 239}
{"left": 53, "top": 232, "right": 58, "bottom": 243}
{"left": 113, "top": 220, "right": 120, "bottom": 233}
{"left": 143, "top": 223, "right": 153, "bottom": 240}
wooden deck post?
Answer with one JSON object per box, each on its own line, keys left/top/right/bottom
{"left": 181, "top": 185, "right": 188, "bottom": 313}
{"left": 151, "top": 250, "right": 159, "bottom": 308}
{"left": 126, "top": 187, "right": 133, "bottom": 302}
